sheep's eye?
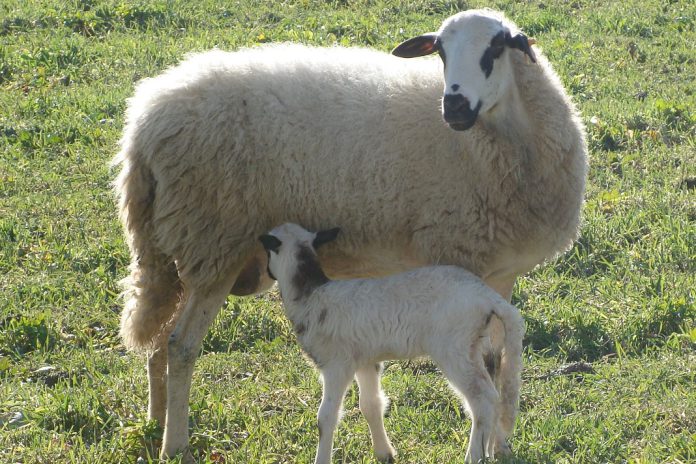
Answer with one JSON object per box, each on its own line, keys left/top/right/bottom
{"left": 490, "top": 31, "right": 506, "bottom": 48}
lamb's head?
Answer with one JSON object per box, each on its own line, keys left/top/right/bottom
{"left": 259, "top": 223, "right": 340, "bottom": 296}
{"left": 393, "top": 9, "right": 536, "bottom": 131}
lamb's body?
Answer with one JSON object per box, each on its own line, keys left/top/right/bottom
{"left": 114, "top": 10, "right": 586, "bottom": 459}
{"left": 293, "top": 266, "right": 507, "bottom": 366}
{"left": 262, "top": 223, "right": 525, "bottom": 464}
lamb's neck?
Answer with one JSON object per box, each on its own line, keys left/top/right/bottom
{"left": 278, "top": 278, "right": 324, "bottom": 332}
{"left": 278, "top": 247, "right": 330, "bottom": 321}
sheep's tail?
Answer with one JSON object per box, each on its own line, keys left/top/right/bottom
{"left": 491, "top": 298, "right": 525, "bottom": 435}
{"left": 113, "top": 143, "right": 182, "bottom": 352}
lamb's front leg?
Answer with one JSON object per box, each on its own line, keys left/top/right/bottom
{"left": 315, "top": 366, "right": 353, "bottom": 464}
{"left": 356, "top": 364, "right": 396, "bottom": 462}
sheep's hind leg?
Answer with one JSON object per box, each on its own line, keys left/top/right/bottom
{"left": 315, "top": 366, "right": 353, "bottom": 464}
{"left": 355, "top": 363, "right": 396, "bottom": 463}
{"left": 160, "top": 281, "right": 234, "bottom": 462}
{"left": 147, "top": 345, "right": 168, "bottom": 426}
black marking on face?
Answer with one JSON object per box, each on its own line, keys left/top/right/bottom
{"left": 318, "top": 308, "right": 328, "bottom": 325}
{"left": 292, "top": 244, "right": 329, "bottom": 301}
{"left": 479, "top": 30, "right": 506, "bottom": 78}
{"left": 485, "top": 310, "right": 494, "bottom": 327}
{"left": 451, "top": 84, "right": 460, "bottom": 92}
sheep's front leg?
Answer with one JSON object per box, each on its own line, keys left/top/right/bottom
{"left": 161, "top": 285, "right": 231, "bottom": 462}
{"left": 355, "top": 364, "right": 396, "bottom": 462}
{"left": 315, "top": 367, "right": 353, "bottom": 464}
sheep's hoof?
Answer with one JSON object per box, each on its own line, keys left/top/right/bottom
{"left": 160, "top": 448, "right": 194, "bottom": 464}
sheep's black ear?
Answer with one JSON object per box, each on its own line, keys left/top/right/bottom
{"left": 259, "top": 234, "right": 282, "bottom": 253}
{"left": 313, "top": 228, "right": 340, "bottom": 249}
{"left": 392, "top": 33, "right": 438, "bottom": 58}
{"left": 506, "top": 32, "right": 537, "bottom": 63}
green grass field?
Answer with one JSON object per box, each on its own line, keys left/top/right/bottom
{"left": 1, "top": 0, "right": 694, "bottom": 462}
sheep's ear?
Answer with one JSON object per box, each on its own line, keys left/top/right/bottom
{"left": 392, "top": 33, "right": 438, "bottom": 58}
{"left": 506, "top": 32, "right": 537, "bottom": 63}
{"left": 258, "top": 234, "right": 282, "bottom": 253}
{"left": 313, "top": 228, "right": 340, "bottom": 249}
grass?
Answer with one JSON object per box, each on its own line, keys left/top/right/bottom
{"left": 1, "top": 0, "right": 694, "bottom": 462}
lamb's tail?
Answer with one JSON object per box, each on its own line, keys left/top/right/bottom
{"left": 490, "top": 298, "right": 525, "bottom": 436}
{"left": 113, "top": 142, "right": 182, "bottom": 352}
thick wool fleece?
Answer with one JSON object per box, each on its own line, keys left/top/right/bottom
{"left": 115, "top": 29, "right": 586, "bottom": 349}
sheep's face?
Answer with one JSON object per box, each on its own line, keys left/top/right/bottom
{"left": 392, "top": 9, "right": 536, "bottom": 131}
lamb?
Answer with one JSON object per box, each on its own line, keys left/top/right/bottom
{"left": 113, "top": 8, "right": 586, "bottom": 459}
{"left": 259, "top": 223, "right": 526, "bottom": 464}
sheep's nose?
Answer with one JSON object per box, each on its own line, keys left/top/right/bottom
{"left": 442, "top": 94, "right": 482, "bottom": 131}
{"left": 443, "top": 93, "right": 469, "bottom": 114}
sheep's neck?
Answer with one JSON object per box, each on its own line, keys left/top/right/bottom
{"left": 482, "top": 81, "right": 535, "bottom": 152}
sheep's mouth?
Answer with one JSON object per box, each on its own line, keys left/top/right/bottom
{"left": 447, "top": 120, "right": 477, "bottom": 131}
{"left": 443, "top": 99, "right": 481, "bottom": 131}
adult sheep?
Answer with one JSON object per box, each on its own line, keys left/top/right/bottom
{"left": 114, "top": 8, "right": 587, "bottom": 460}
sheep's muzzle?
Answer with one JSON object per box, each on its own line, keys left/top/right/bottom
{"left": 443, "top": 94, "right": 482, "bottom": 131}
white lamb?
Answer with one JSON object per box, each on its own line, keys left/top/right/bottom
{"left": 114, "top": 9, "right": 586, "bottom": 459}
{"left": 260, "top": 223, "right": 526, "bottom": 464}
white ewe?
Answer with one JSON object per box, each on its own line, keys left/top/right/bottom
{"left": 114, "top": 9, "right": 586, "bottom": 459}
{"left": 259, "top": 223, "right": 525, "bottom": 464}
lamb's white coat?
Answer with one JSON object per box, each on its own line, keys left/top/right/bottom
{"left": 263, "top": 223, "right": 525, "bottom": 464}
{"left": 113, "top": 9, "right": 586, "bottom": 459}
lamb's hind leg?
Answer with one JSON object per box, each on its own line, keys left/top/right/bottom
{"left": 484, "top": 274, "right": 516, "bottom": 456}
{"left": 356, "top": 363, "right": 396, "bottom": 463}
{"left": 439, "top": 358, "right": 498, "bottom": 464}
{"left": 160, "top": 280, "right": 234, "bottom": 462}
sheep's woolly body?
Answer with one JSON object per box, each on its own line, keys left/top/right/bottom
{"left": 115, "top": 41, "right": 586, "bottom": 349}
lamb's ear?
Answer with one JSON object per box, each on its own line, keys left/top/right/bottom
{"left": 506, "top": 32, "right": 537, "bottom": 63}
{"left": 258, "top": 234, "right": 282, "bottom": 253}
{"left": 392, "top": 33, "right": 438, "bottom": 58}
{"left": 313, "top": 228, "right": 340, "bottom": 249}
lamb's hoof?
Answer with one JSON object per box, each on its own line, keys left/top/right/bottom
{"left": 376, "top": 449, "right": 397, "bottom": 463}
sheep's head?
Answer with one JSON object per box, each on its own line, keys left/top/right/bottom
{"left": 392, "top": 9, "right": 536, "bottom": 131}
{"left": 259, "top": 223, "right": 340, "bottom": 293}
